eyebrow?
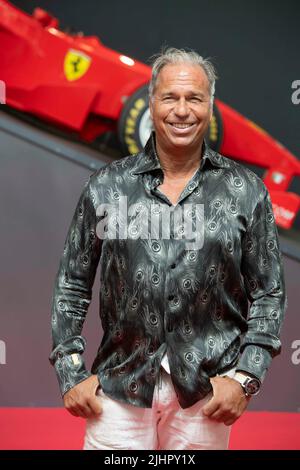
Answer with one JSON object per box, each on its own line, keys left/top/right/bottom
{"left": 160, "top": 91, "right": 206, "bottom": 98}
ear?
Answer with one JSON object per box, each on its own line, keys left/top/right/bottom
{"left": 209, "top": 104, "right": 213, "bottom": 122}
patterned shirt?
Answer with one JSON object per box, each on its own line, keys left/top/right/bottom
{"left": 50, "top": 132, "right": 287, "bottom": 409}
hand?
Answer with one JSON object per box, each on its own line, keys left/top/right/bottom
{"left": 202, "top": 375, "right": 250, "bottom": 426}
{"left": 63, "top": 374, "right": 102, "bottom": 419}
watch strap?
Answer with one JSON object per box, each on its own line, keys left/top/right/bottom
{"left": 233, "top": 372, "right": 250, "bottom": 384}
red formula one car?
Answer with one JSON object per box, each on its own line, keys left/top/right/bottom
{"left": 1, "top": 0, "right": 300, "bottom": 229}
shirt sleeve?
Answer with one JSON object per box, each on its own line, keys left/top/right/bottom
{"left": 236, "top": 182, "right": 288, "bottom": 382}
{"left": 49, "top": 174, "right": 102, "bottom": 396}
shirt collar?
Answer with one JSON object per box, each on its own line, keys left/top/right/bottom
{"left": 132, "top": 131, "right": 228, "bottom": 175}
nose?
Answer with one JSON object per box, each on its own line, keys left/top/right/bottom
{"left": 174, "top": 98, "right": 189, "bottom": 117}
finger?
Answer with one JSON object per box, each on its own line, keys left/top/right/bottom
{"left": 78, "top": 402, "right": 95, "bottom": 418}
{"left": 88, "top": 396, "right": 103, "bottom": 416}
{"left": 68, "top": 402, "right": 93, "bottom": 419}
{"left": 210, "top": 409, "right": 233, "bottom": 423}
{"left": 68, "top": 406, "right": 86, "bottom": 418}
{"left": 224, "top": 418, "right": 236, "bottom": 426}
{"left": 210, "top": 409, "right": 226, "bottom": 421}
{"left": 64, "top": 399, "right": 85, "bottom": 418}
{"left": 212, "top": 407, "right": 239, "bottom": 424}
{"left": 66, "top": 407, "right": 81, "bottom": 418}
{"left": 202, "top": 398, "right": 219, "bottom": 417}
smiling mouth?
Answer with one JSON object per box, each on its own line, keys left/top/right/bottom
{"left": 169, "top": 123, "right": 195, "bottom": 129}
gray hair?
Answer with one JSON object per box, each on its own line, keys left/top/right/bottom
{"left": 149, "top": 47, "right": 217, "bottom": 106}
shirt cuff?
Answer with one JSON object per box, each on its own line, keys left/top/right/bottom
{"left": 52, "top": 353, "right": 92, "bottom": 396}
{"left": 236, "top": 344, "right": 273, "bottom": 383}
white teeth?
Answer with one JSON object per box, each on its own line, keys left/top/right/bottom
{"left": 171, "top": 123, "right": 194, "bottom": 129}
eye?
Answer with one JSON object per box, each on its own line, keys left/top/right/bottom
{"left": 190, "top": 97, "right": 203, "bottom": 103}
{"left": 162, "top": 96, "right": 175, "bottom": 102}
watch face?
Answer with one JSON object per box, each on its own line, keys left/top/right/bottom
{"left": 245, "top": 378, "right": 261, "bottom": 395}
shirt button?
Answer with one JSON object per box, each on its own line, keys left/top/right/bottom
{"left": 170, "top": 263, "right": 176, "bottom": 269}
{"left": 168, "top": 294, "right": 174, "bottom": 301}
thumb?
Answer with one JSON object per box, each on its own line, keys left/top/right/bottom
{"left": 89, "top": 376, "right": 102, "bottom": 416}
{"left": 89, "top": 394, "right": 103, "bottom": 416}
{"left": 202, "top": 378, "right": 218, "bottom": 417}
{"left": 202, "top": 394, "right": 218, "bottom": 417}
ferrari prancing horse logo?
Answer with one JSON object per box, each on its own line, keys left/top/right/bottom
{"left": 64, "top": 49, "right": 91, "bottom": 81}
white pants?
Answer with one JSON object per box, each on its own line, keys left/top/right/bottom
{"left": 83, "top": 367, "right": 235, "bottom": 450}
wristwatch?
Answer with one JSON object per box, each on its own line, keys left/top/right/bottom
{"left": 233, "top": 372, "right": 261, "bottom": 396}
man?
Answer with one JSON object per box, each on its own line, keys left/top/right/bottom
{"left": 50, "top": 48, "right": 287, "bottom": 450}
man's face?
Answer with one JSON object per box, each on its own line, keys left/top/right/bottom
{"left": 149, "top": 63, "right": 213, "bottom": 151}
